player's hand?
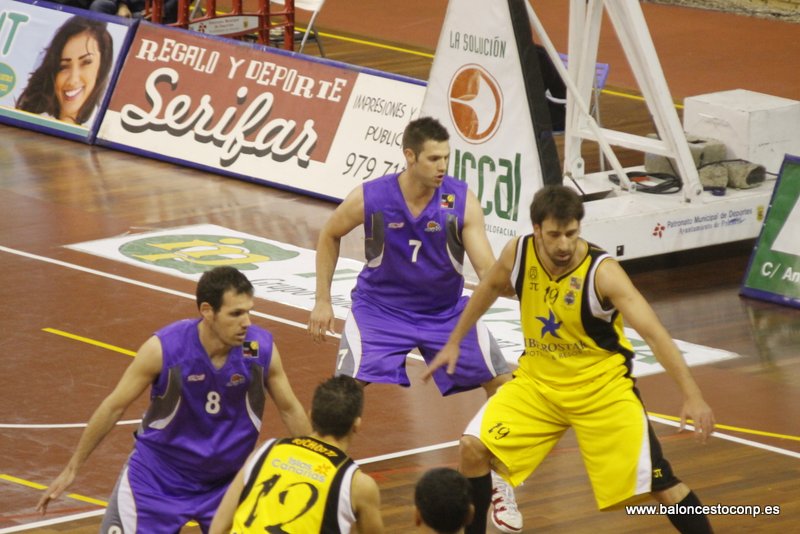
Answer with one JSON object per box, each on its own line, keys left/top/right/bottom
{"left": 308, "top": 301, "right": 336, "bottom": 343}
{"left": 679, "top": 395, "right": 715, "bottom": 444}
{"left": 422, "top": 342, "right": 460, "bottom": 381}
{"left": 36, "top": 468, "right": 76, "bottom": 515}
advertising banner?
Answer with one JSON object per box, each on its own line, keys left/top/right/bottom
{"left": 741, "top": 155, "right": 800, "bottom": 308}
{"left": 0, "top": 0, "right": 133, "bottom": 142}
{"left": 97, "top": 22, "right": 426, "bottom": 200}
{"left": 420, "top": 0, "right": 561, "bottom": 257}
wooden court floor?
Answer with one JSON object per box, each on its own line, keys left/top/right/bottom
{"left": 2, "top": 2, "right": 800, "bottom": 533}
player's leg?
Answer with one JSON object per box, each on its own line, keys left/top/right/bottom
{"left": 419, "top": 297, "right": 520, "bottom": 531}
{"left": 101, "top": 460, "right": 188, "bottom": 534}
{"left": 648, "top": 427, "right": 713, "bottom": 533}
{"left": 418, "top": 296, "right": 511, "bottom": 396}
{"left": 461, "top": 376, "right": 566, "bottom": 534}
{"left": 572, "top": 380, "right": 712, "bottom": 532}
{"left": 336, "top": 298, "right": 417, "bottom": 386}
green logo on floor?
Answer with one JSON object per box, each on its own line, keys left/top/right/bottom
{"left": 119, "top": 234, "right": 300, "bottom": 274}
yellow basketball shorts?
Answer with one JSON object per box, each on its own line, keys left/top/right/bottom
{"left": 464, "top": 371, "right": 679, "bottom": 509}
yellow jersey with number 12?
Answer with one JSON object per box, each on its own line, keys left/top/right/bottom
{"left": 231, "top": 436, "right": 358, "bottom": 533}
{"left": 511, "top": 234, "right": 635, "bottom": 392}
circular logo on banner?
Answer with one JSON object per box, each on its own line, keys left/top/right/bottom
{"left": 448, "top": 65, "right": 503, "bottom": 144}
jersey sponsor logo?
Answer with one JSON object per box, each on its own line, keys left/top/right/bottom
{"left": 448, "top": 64, "right": 503, "bottom": 144}
{"left": 243, "top": 340, "right": 259, "bottom": 358}
{"left": 536, "top": 309, "right": 562, "bottom": 338}
{"left": 291, "top": 437, "right": 338, "bottom": 457}
{"left": 271, "top": 456, "right": 328, "bottom": 482}
{"left": 227, "top": 373, "right": 246, "bottom": 386}
{"left": 388, "top": 222, "right": 405, "bottom": 229}
{"left": 424, "top": 220, "right": 442, "bottom": 232}
{"left": 569, "top": 276, "right": 582, "bottom": 290}
{"left": 188, "top": 373, "right": 206, "bottom": 382}
{"left": 440, "top": 193, "right": 455, "bottom": 209}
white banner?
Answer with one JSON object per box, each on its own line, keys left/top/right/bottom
{"left": 420, "top": 0, "right": 545, "bottom": 257}
{"left": 67, "top": 224, "right": 738, "bottom": 377}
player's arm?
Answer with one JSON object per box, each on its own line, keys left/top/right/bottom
{"left": 209, "top": 458, "right": 247, "bottom": 534}
{"left": 36, "top": 335, "right": 163, "bottom": 514}
{"left": 595, "top": 258, "right": 716, "bottom": 442}
{"left": 309, "top": 186, "right": 365, "bottom": 342}
{"left": 265, "top": 343, "right": 312, "bottom": 436}
{"left": 425, "top": 237, "right": 519, "bottom": 378}
{"left": 462, "top": 190, "right": 515, "bottom": 296}
{"left": 351, "top": 470, "right": 384, "bottom": 533}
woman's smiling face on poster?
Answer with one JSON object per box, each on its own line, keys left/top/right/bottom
{"left": 55, "top": 31, "right": 101, "bottom": 123}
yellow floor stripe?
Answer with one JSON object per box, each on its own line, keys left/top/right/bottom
{"left": 648, "top": 411, "right": 800, "bottom": 442}
{"left": 42, "top": 328, "right": 136, "bottom": 357}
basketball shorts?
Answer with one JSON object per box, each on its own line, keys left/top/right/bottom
{"left": 464, "top": 370, "right": 680, "bottom": 509}
{"left": 101, "top": 449, "right": 230, "bottom": 533}
{"left": 336, "top": 295, "right": 510, "bottom": 395}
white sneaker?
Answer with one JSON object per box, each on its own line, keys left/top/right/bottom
{"left": 491, "top": 471, "right": 523, "bottom": 533}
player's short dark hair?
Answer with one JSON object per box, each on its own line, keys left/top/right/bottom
{"left": 530, "top": 185, "right": 585, "bottom": 227}
{"left": 415, "top": 467, "right": 472, "bottom": 533}
{"left": 196, "top": 266, "right": 254, "bottom": 311}
{"left": 402, "top": 116, "right": 450, "bottom": 156}
{"left": 311, "top": 376, "right": 364, "bottom": 438}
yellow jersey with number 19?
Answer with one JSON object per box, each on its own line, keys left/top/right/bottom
{"left": 231, "top": 436, "right": 358, "bottom": 533}
{"left": 511, "top": 234, "right": 635, "bottom": 392}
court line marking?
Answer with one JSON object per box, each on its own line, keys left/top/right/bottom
{"left": 0, "top": 245, "right": 310, "bottom": 332}
{"left": 0, "top": 244, "right": 796, "bottom": 443}
{"left": 3, "top": 245, "right": 800, "bottom": 531}
{"left": 43, "top": 327, "right": 136, "bottom": 357}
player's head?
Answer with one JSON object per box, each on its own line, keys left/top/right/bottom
{"left": 530, "top": 186, "right": 585, "bottom": 268}
{"left": 530, "top": 185, "right": 585, "bottom": 228}
{"left": 196, "top": 267, "right": 255, "bottom": 347}
{"left": 311, "top": 376, "right": 364, "bottom": 439}
{"left": 414, "top": 468, "right": 474, "bottom": 533}
{"left": 402, "top": 116, "right": 450, "bottom": 158}
{"left": 196, "top": 266, "right": 254, "bottom": 312}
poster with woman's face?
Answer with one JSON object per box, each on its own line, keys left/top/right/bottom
{"left": 0, "top": 0, "right": 132, "bottom": 141}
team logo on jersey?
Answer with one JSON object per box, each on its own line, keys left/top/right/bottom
{"left": 227, "top": 373, "right": 246, "bottom": 386}
{"left": 570, "top": 277, "right": 582, "bottom": 290}
{"left": 424, "top": 221, "right": 442, "bottom": 232}
{"left": 536, "top": 310, "right": 562, "bottom": 339}
{"left": 440, "top": 193, "right": 455, "bottom": 209}
{"left": 528, "top": 266, "right": 539, "bottom": 280}
{"left": 188, "top": 373, "right": 206, "bottom": 382}
{"left": 388, "top": 222, "right": 405, "bottom": 229}
{"left": 564, "top": 290, "right": 576, "bottom": 306}
{"left": 243, "top": 341, "right": 259, "bottom": 358}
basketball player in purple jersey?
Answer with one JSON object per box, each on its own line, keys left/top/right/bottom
{"left": 308, "top": 117, "right": 523, "bottom": 533}
{"left": 37, "top": 266, "right": 311, "bottom": 533}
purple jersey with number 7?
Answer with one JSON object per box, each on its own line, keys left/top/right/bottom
{"left": 354, "top": 173, "right": 468, "bottom": 313}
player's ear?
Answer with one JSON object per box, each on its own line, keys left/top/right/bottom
{"left": 414, "top": 507, "right": 423, "bottom": 527}
{"left": 352, "top": 416, "right": 363, "bottom": 434}
{"left": 465, "top": 503, "right": 475, "bottom": 527}
{"left": 199, "top": 301, "right": 214, "bottom": 320}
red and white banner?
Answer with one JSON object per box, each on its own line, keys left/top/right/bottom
{"left": 97, "top": 23, "right": 426, "bottom": 200}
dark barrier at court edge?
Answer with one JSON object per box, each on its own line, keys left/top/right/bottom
{"left": 741, "top": 154, "right": 800, "bottom": 309}
{"left": 95, "top": 21, "right": 426, "bottom": 201}
{"left": 0, "top": 0, "right": 135, "bottom": 143}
